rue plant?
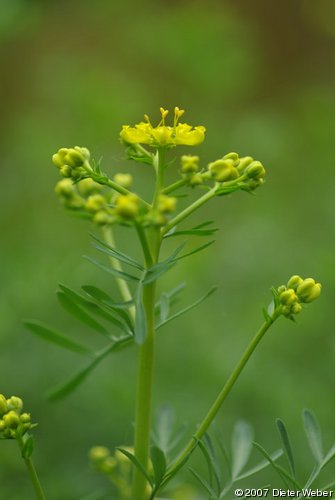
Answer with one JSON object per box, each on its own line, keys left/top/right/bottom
{"left": 12, "top": 107, "right": 321, "bottom": 499}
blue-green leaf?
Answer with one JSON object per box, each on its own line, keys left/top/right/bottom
{"left": 231, "top": 420, "right": 254, "bottom": 479}
{"left": 21, "top": 435, "right": 34, "bottom": 459}
{"left": 84, "top": 256, "right": 140, "bottom": 282}
{"left": 82, "top": 285, "right": 134, "bottom": 329}
{"left": 303, "top": 409, "right": 323, "bottom": 464}
{"left": 188, "top": 467, "right": 219, "bottom": 499}
{"left": 276, "top": 418, "right": 295, "bottom": 477}
{"left": 156, "top": 287, "right": 217, "bottom": 330}
{"left": 174, "top": 240, "right": 215, "bottom": 261}
{"left": 151, "top": 446, "right": 167, "bottom": 488}
{"left": 90, "top": 233, "right": 144, "bottom": 271}
{"left": 59, "top": 285, "right": 131, "bottom": 334}
{"left": 24, "top": 320, "right": 92, "bottom": 355}
{"left": 57, "top": 291, "right": 109, "bottom": 337}
{"left": 116, "top": 448, "right": 153, "bottom": 487}
{"left": 236, "top": 449, "right": 283, "bottom": 480}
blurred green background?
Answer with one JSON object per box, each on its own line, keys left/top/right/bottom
{"left": 1, "top": 0, "right": 335, "bottom": 498}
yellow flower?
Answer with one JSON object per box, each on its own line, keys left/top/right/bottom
{"left": 120, "top": 107, "right": 206, "bottom": 147}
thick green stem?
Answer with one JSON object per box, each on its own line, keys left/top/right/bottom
{"left": 132, "top": 280, "right": 156, "bottom": 500}
{"left": 164, "top": 313, "right": 279, "bottom": 484}
{"left": 161, "top": 187, "right": 216, "bottom": 236}
{"left": 132, "top": 148, "right": 166, "bottom": 499}
{"left": 16, "top": 435, "right": 46, "bottom": 500}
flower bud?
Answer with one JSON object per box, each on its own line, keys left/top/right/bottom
{"left": 277, "top": 285, "right": 286, "bottom": 294}
{"left": 93, "top": 211, "right": 113, "bottom": 226}
{"left": 0, "top": 394, "right": 8, "bottom": 415}
{"left": 77, "top": 178, "right": 102, "bottom": 196}
{"left": 3, "top": 410, "right": 20, "bottom": 429}
{"left": 89, "top": 446, "right": 110, "bottom": 463}
{"left": 64, "top": 147, "right": 88, "bottom": 167}
{"left": 245, "top": 161, "right": 266, "bottom": 180}
{"left": 287, "top": 275, "right": 303, "bottom": 291}
{"left": 282, "top": 305, "right": 292, "bottom": 317}
{"left": 297, "top": 279, "right": 322, "bottom": 303}
{"left": 236, "top": 156, "right": 254, "bottom": 173}
{"left": 291, "top": 303, "right": 302, "bottom": 314}
{"left": 113, "top": 173, "right": 133, "bottom": 189}
{"left": 100, "top": 456, "right": 117, "bottom": 474}
{"left": 115, "top": 194, "right": 139, "bottom": 219}
{"left": 20, "top": 413, "right": 31, "bottom": 424}
{"left": 189, "top": 173, "right": 204, "bottom": 186}
{"left": 55, "top": 179, "right": 75, "bottom": 197}
{"left": 59, "top": 165, "right": 73, "bottom": 178}
{"left": 208, "top": 159, "right": 238, "bottom": 182}
{"left": 6, "top": 396, "right": 23, "bottom": 412}
{"left": 0, "top": 419, "right": 5, "bottom": 431}
{"left": 85, "top": 194, "right": 107, "bottom": 213}
{"left": 223, "top": 152, "right": 239, "bottom": 167}
{"left": 157, "top": 194, "right": 177, "bottom": 214}
{"left": 280, "top": 288, "right": 297, "bottom": 305}
{"left": 181, "top": 155, "right": 199, "bottom": 173}
{"left": 52, "top": 148, "right": 68, "bottom": 168}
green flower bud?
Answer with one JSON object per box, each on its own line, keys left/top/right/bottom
{"left": 280, "top": 288, "right": 298, "bottom": 306}
{"left": 100, "top": 456, "right": 117, "bottom": 474}
{"left": 287, "top": 275, "right": 303, "bottom": 291}
{"left": 64, "top": 147, "right": 88, "bottom": 167}
{"left": 157, "top": 194, "right": 177, "bottom": 214}
{"left": 89, "top": 446, "right": 110, "bottom": 463}
{"left": 181, "top": 155, "right": 199, "bottom": 173}
{"left": 297, "top": 279, "right": 322, "bottom": 303}
{"left": 245, "top": 160, "right": 266, "bottom": 180}
{"left": 55, "top": 179, "right": 75, "bottom": 197}
{"left": 113, "top": 173, "right": 133, "bottom": 189}
{"left": 208, "top": 159, "right": 238, "bottom": 182}
{"left": 115, "top": 194, "right": 139, "bottom": 219}
{"left": 0, "top": 394, "right": 8, "bottom": 415}
{"left": 20, "top": 413, "right": 31, "bottom": 424}
{"left": 52, "top": 148, "right": 68, "bottom": 168}
{"left": 114, "top": 446, "right": 134, "bottom": 464}
{"left": 85, "top": 194, "right": 107, "bottom": 213}
{"left": 3, "top": 410, "right": 20, "bottom": 429}
{"left": 291, "top": 303, "right": 302, "bottom": 314}
{"left": 277, "top": 285, "right": 286, "bottom": 294}
{"left": 93, "top": 211, "right": 113, "bottom": 226}
{"left": 236, "top": 156, "right": 254, "bottom": 173}
{"left": 59, "top": 165, "right": 73, "bottom": 178}
{"left": 6, "top": 396, "right": 23, "bottom": 413}
{"left": 77, "top": 178, "right": 102, "bottom": 196}
{"left": 0, "top": 419, "right": 5, "bottom": 431}
{"left": 223, "top": 152, "right": 239, "bottom": 166}
{"left": 189, "top": 173, "right": 204, "bottom": 186}
{"left": 282, "top": 305, "right": 292, "bottom": 317}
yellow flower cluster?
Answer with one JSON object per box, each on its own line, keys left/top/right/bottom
{"left": 278, "top": 275, "right": 322, "bottom": 317}
{"left": 0, "top": 394, "right": 33, "bottom": 439}
{"left": 120, "top": 107, "right": 206, "bottom": 148}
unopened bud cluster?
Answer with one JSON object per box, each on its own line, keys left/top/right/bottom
{"left": 0, "top": 394, "right": 34, "bottom": 439}
{"left": 207, "top": 152, "right": 265, "bottom": 190}
{"left": 52, "top": 147, "right": 90, "bottom": 179}
{"left": 278, "top": 275, "right": 322, "bottom": 317}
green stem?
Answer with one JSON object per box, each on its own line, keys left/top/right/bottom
{"left": 132, "top": 149, "right": 166, "bottom": 499}
{"left": 161, "top": 186, "right": 216, "bottom": 236}
{"left": 164, "top": 312, "right": 280, "bottom": 484}
{"left": 161, "top": 178, "right": 188, "bottom": 195}
{"left": 16, "top": 435, "right": 46, "bottom": 500}
{"left": 101, "top": 226, "right": 136, "bottom": 321}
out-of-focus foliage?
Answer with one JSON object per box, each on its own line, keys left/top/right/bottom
{"left": 0, "top": 0, "right": 334, "bottom": 497}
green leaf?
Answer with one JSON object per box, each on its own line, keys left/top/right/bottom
{"left": 143, "top": 243, "right": 185, "bottom": 285}
{"left": 303, "top": 409, "right": 323, "bottom": 464}
{"left": 116, "top": 448, "right": 153, "bottom": 487}
{"left": 152, "top": 406, "right": 175, "bottom": 455}
{"left": 159, "top": 293, "right": 170, "bottom": 323}
{"left": 236, "top": 449, "right": 283, "bottom": 480}
{"left": 59, "top": 285, "right": 132, "bottom": 334}
{"left": 84, "top": 256, "right": 140, "bottom": 282}
{"left": 253, "top": 442, "right": 301, "bottom": 489}
{"left": 151, "top": 446, "right": 167, "bottom": 488}
{"left": 321, "top": 442, "right": 335, "bottom": 468}
{"left": 156, "top": 287, "right": 217, "bottom": 330}
{"left": 57, "top": 291, "right": 109, "bottom": 337}
{"left": 201, "top": 435, "right": 222, "bottom": 492}
{"left": 24, "top": 320, "right": 93, "bottom": 355}
{"left": 47, "top": 338, "right": 132, "bottom": 400}
{"left": 165, "top": 227, "right": 219, "bottom": 238}
{"left": 231, "top": 420, "right": 254, "bottom": 480}
{"left": 90, "top": 233, "right": 144, "bottom": 270}
{"left": 276, "top": 418, "right": 295, "bottom": 477}
{"left": 21, "top": 435, "right": 34, "bottom": 459}
{"left": 134, "top": 282, "right": 147, "bottom": 344}
{"left": 174, "top": 240, "right": 215, "bottom": 262}
{"left": 155, "top": 283, "right": 186, "bottom": 315}
{"left": 188, "top": 467, "right": 219, "bottom": 499}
